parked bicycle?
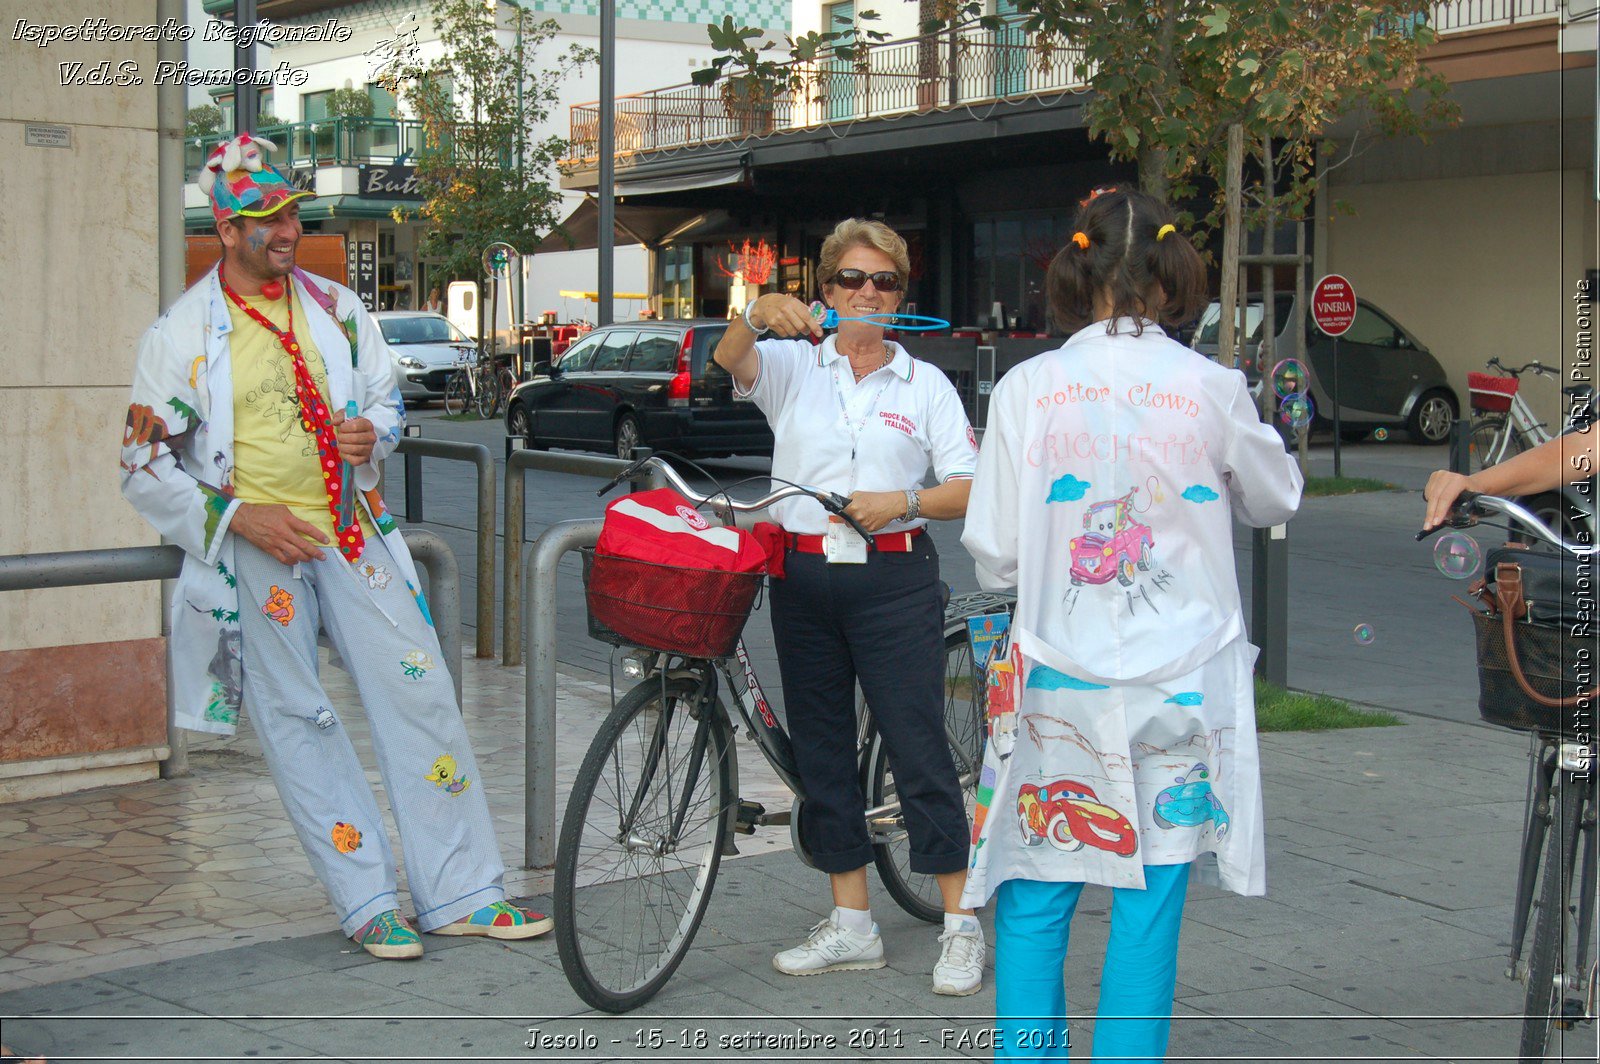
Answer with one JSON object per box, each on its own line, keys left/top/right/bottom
{"left": 442, "top": 344, "right": 515, "bottom": 419}
{"left": 1421, "top": 492, "right": 1596, "bottom": 1062}
{"left": 551, "top": 455, "right": 1011, "bottom": 1012}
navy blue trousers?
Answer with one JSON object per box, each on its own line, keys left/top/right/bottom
{"left": 768, "top": 536, "right": 968, "bottom": 876}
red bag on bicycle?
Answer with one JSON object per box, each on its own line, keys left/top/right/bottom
{"left": 585, "top": 489, "right": 767, "bottom": 658}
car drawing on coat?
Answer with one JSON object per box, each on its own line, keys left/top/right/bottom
{"left": 1017, "top": 778, "right": 1139, "bottom": 857}
{"left": 1152, "top": 763, "right": 1230, "bottom": 837}
{"left": 1069, "top": 496, "right": 1155, "bottom": 587}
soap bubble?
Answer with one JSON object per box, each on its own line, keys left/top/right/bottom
{"left": 1373, "top": 427, "right": 1389, "bottom": 442}
{"left": 1434, "top": 532, "right": 1483, "bottom": 580}
{"left": 1353, "top": 623, "right": 1375, "bottom": 646}
{"left": 1271, "top": 359, "right": 1311, "bottom": 398}
{"left": 1279, "top": 393, "right": 1315, "bottom": 430}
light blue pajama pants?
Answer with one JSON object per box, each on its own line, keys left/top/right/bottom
{"left": 234, "top": 536, "right": 507, "bottom": 936}
{"left": 994, "top": 864, "right": 1191, "bottom": 1062}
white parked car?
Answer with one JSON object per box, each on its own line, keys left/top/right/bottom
{"left": 374, "top": 311, "right": 476, "bottom": 403}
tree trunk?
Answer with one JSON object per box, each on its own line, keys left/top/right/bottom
{"left": 1138, "top": 143, "right": 1170, "bottom": 200}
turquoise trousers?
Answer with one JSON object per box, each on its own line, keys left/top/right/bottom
{"left": 993, "top": 863, "right": 1191, "bottom": 1062}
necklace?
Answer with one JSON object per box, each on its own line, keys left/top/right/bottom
{"left": 218, "top": 267, "right": 365, "bottom": 563}
{"left": 851, "top": 347, "right": 892, "bottom": 382}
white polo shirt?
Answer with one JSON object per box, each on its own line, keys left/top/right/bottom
{"left": 738, "top": 335, "right": 979, "bottom": 534}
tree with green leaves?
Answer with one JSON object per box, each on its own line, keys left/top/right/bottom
{"left": 397, "top": 0, "right": 595, "bottom": 283}
{"left": 699, "top": 2, "right": 1456, "bottom": 233}
{"left": 185, "top": 104, "right": 223, "bottom": 139}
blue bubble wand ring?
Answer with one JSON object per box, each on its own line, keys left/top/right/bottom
{"left": 810, "top": 302, "right": 950, "bottom": 332}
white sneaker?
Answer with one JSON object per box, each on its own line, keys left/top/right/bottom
{"left": 772, "top": 917, "right": 886, "bottom": 976}
{"left": 932, "top": 926, "right": 985, "bottom": 996}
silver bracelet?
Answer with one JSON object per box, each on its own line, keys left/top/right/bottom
{"left": 742, "top": 301, "right": 769, "bottom": 336}
{"left": 903, "top": 489, "right": 921, "bottom": 522}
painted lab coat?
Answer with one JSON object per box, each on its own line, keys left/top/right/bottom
{"left": 959, "top": 319, "right": 1302, "bottom": 904}
{"left": 120, "top": 266, "right": 417, "bottom": 735}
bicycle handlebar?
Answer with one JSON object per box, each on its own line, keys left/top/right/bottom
{"left": 598, "top": 455, "right": 877, "bottom": 545}
{"left": 1416, "top": 491, "right": 1596, "bottom": 555}
{"left": 1485, "top": 357, "right": 1557, "bottom": 379}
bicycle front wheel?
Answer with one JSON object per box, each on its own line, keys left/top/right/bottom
{"left": 494, "top": 366, "right": 517, "bottom": 417}
{"left": 442, "top": 369, "right": 470, "bottom": 416}
{"left": 1518, "top": 776, "right": 1587, "bottom": 1062}
{"left": 868, "top": 630, "right": 985, "bottom": 923}
{"left": 554, "top": 674, "right": 733, "bottom": 1013}
{"left": 473, "top": 367, "right": 499, "bottom": 419}
{"left": 1470, "top": 415, "right": 1522, "bottom": 473}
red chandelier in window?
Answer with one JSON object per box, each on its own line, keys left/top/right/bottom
{"left": 716, "top": 239, "right": 777, "bottom": 285}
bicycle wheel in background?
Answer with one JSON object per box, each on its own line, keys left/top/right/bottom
{"left": 1518, "top": 775, "right": 1586, "bottom": 1062}
{"left": 442, "top": 369, "right": 470, "bottom": 416}
{"left": 473, "top": 366, "right": 499, "bottom": 419}
{"left": 494, "top": 366, "right": 517, "bottom": 417}
{"left": 554, "top": 675, "right": 733, "bottom": 1013}
{"left": 1469, "top": 416, "right": 1519, "bottom": 473}
{"left": 867, "top": 630, "right": 985, "bottom": 923}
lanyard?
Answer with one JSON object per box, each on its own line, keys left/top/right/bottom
{"left": 831, "top": 357, "right": 896, "bottom": 484}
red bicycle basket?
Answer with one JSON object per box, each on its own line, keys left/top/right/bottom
{"left": 1467, "top": 372, "right": 1518, "bottom": 413}
{"left": 582, "top": 489, "right": 768, "bottom": 659}
{"left": 582, "top": 548, "right": 762, "bottom": 658}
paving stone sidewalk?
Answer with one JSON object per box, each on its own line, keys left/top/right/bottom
{"left": 1, "top": 655, "right": 1594, "bottom": 1063}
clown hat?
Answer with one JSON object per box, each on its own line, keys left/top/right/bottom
{"left": 197, "top": 134, "right": 314, "bottom": 223}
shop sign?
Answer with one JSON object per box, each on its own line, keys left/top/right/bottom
{"left": 357, "top": 163, "right": 423, "bottom": 200}
{"left": 347, "top": 240, "right": 379, "bottom": 311}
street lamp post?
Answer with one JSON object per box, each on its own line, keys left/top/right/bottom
{"left": 598, "top": 0, "right": 615, "bottom": 326}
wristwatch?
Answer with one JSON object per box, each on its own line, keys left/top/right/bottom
{"left": 743, "top": 301, "right": 769, "bottom": 336}
{"left": 903, "top": 489, "right": 922, "bottom": 522}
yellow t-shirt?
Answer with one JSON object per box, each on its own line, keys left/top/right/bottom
{"left": 230, "top": 292, "right": 374, "bottom": 540}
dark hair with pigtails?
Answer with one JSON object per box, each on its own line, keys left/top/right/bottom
{"left": 1045, "top": 186, "right": 1207, "bottom": 336}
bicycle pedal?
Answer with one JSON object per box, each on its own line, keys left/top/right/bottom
{"left": 733, "top": 799, "right": 765, "bottom": 834}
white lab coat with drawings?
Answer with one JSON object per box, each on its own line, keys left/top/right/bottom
{"left": 959, "top": 319, "right": 1303, "bottom": 906}
{"left": 119, "top": 266, "right": 416, "bottom": 736}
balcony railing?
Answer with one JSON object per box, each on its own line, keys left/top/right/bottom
{"left": 1427, "top": 0, "right": 1561, "bottom": 33}
{"left": 566, "top": 24, "right": 1088, "bottom": 162}
{"left": 184, "top": 118, "right": 425, "bottom": 175}
{"left": 565, "top": 1, "right": 1565, "bottom": 165}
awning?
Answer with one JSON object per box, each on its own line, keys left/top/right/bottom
{"left": 534, "top": 198, "right": 720, "bottom": 254}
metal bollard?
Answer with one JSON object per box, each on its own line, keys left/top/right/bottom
{"left": 1251, "top": 524, "right": 1289, "bottom": 687}
{"left": 1448, "top": 420, "right": 1471, "bottom": 476}
{"left": 401, "top": 528, "right": 464, "bottom": 710}
{"left": 402, "top": 424, "right": 423, "bottom": 522}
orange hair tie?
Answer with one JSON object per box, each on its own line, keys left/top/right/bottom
{"left": 1072, "top": 232, "right": 1091, "bottom": 250}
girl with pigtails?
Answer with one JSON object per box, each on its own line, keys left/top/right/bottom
{"left": 961, "top": 187, "right": 1303, "bottom": 1061}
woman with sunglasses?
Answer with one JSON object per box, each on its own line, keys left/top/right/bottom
{"left": 713, "top": 218, "right": 985, "bottom": 996}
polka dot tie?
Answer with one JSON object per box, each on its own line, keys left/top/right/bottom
{"left": 220, "top": 268, "right": 365, "bottom": 562}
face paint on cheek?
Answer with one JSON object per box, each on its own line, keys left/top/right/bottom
{"left": 246, "top": 228, "right": 268, "bottom": 253}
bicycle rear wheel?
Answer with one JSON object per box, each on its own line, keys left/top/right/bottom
{"left": 1518, "top": 775, "right": 1586, "bottom": 1061}
{"left": 473, "top": 366, "right": 499, "bottom": 419}
{"left": 1470, "top": 415, "right": 1521, "bottom": 473}
{"left": 442, "top": 369, "right": 470, "bottom": 416}
{"left": 554, "top": 674, "right": 732, "bottom": 1013}
{"left": 867, "top": 630, "right": 985, "bottom": 923}
{"left": 494, "top": 366, "right": 517, "bottom": 418}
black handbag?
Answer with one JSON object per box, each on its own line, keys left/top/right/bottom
{"left": 1469, "top": 543, "right": 1598, "bottom": 735}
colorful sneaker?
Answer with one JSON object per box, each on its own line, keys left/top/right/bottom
{"left": 772, "top": 917, "right": 885, "bottom": 976}
{"left": 932, "top": 926, "right": 986, "bottom": 996}
{"left": 351, "top": 910, "right": 422, "bottom": 960}
{"left": 432, "top": 900, "right": 554, "bottom": 940}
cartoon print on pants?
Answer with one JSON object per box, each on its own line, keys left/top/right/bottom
{"left": 1069, "top": 489, "right": 1155, "bottom": 588}
{"left": 424, "top": 754, "right": 471, "bottom": 796}
{"left": 262, "top": 585, "right": 295, "bottom": 626}
{"left": 400, "top": 649, "right": 435, "bottom": 680}
{"left": 1017, "top": 778, "right": 1139, "bottom": 857}
{"left": 331, "top": 821, "right": 362, "bottom": 853}
{"left": 356, "top": 560, "right": 392, "bottom": 590}
{"left": 1152, "top": 762, "right": 1230, "bottom": 837}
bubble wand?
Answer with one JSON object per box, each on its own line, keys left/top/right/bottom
{"left": 336, "top": 400, "right": 359, "bottom": 534}
{"left": 809, "top": 302, "right": 950, "bottom": 332}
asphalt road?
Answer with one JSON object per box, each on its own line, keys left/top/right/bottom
{"left": 386, "top": 404, "right": 1484, "bottom": 725}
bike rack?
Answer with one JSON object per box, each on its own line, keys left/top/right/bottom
{"left": 516, "top": 453, "right": 664, "bottom": 869}
{"left": 502, "top": 448, "right": 662, "bottom": 667}
{"left": 393, "top": 435, "right": 495, "bottom": 659}
{"left": 0, "top": 528, "right": 462, "bottom": 777}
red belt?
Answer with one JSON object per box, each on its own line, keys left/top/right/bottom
{"left": 789, "top": 527, "right": 924, "bottom": 554}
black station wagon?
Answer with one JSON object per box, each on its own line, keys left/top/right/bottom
{"left": 503, "top": 320, "right": 774, "bottom": 459}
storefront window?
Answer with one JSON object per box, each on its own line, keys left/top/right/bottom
{"left": 970, "top": 212, "right": 1072, "bottom": 332}
{"left": 658, "top": 246, "right": 694, "bottom": 320}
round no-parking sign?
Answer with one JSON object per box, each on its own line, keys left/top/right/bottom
{"left": 1312, "top": 274, "right": 1356, "bottom": 336}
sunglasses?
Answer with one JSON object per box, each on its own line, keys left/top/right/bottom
{"left": 828, "top": 269, "right": 902, "bottom": 292}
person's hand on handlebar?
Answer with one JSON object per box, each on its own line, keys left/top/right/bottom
{"left": 1422, "top": 469, "right": 1475, "bottom": 531}
{"left": 843, "top": 491, "right": 910, "bottom": 534}
{"left": 747, "top": 294, "right": 823, "bottom": 340}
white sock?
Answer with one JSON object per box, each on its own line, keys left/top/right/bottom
{"left": 833, "top": 905, "right": 874, "bottom": 936}
{"left": 944, "top": 912, "right": 980, "bottom": 935}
